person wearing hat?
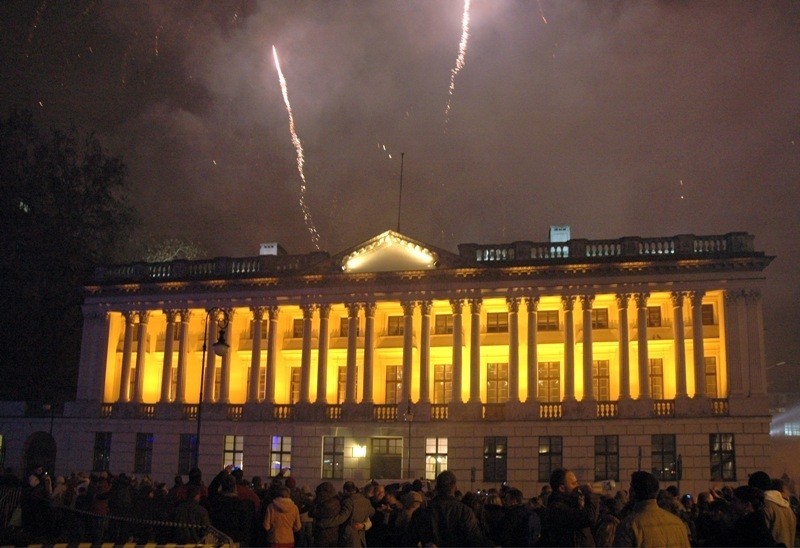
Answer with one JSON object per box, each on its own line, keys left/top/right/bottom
{"left": 748, "top": 470, "right": 796, "bottom": 547}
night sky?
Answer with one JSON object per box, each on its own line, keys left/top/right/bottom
{"left": 1, "top": 1, "right": 798, "bottom": 383}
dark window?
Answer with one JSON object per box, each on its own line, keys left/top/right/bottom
{"left": 649, "top": 358, "right": 664, "bottom": 399}
{"left": 134, "top": 433, "right": 154, "bottom": 474}
{"left": 292, "top": 318, "right": 304, "bottom": 338}
{"left": 178, "top": 434, "right": 197, "bottom": 474}
{"left": 337, "top": 366, "right": 358, "bottom": 404}
{"left": 704, "top": 357, "right": 718, "bottom": 397}
{"left": 710, "top": 433, "right": 736, "bottom": 481}
{"left": 290, "top": 368, "right": 301, "bottom": 404}
{"left": 486, "top": 312, "right": 509, "bottom": 333}
{"left": 434, "top": 314, "right": 454, "bottom": 335}
{"left": 483, "top": 437, "right": 508, "bottom": 482}
{"left": 652, "top": 434, "right": 677, "bottom": 481}
{"left": 322, "top": 436, "right": 344, "bottom": 479}
{"left": 538, "top": 436, "right": 563, "bottom": 482}
{"left": 340, "top": 317, "right": 361, "bottom": 337}
{"left": 701, "top": 304, "right": 715, "bottom": 326}
{"left": 387, "top": 316, "right": 404, "bottom": 336}
{"left": 93, "top": 432, "right": 112, "bottom": 472}
{"left": 594, "top": 435, "right": 619, "bottom": 481}
{"left": 591, "top": 309, "right": 609, "bottom": 329}
{"left": 647, "top": 306, "right": 662, "bottom": 327}
{"left": 537, "top": 310, "right": 560, "bottom": 331}
{"left": 370, "top": 438, "right": 402, "bottom": 479}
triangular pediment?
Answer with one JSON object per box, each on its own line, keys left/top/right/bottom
{"left": 339, "top": 230, "right": 440, "bottom": 273}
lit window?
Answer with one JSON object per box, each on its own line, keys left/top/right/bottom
{"left": 537, "top": 311, "right": 559, "bottom": 331}
{"left": 433, "top": 364, "right": 452, "bottom": 404}
{"left": 385, "top": 365, "right": 403, "bottom": 404}
{"left": 486, "top": 363, "right": 509, "bottom": 403}
{"left": 223, "top": 435, "right": 244, "bottom": 469}
{"left": 322, "top": 436, "right": 344, "bottom": 479}
{"left": 387, "top": 316, "right": 404, "bottom": 336}
{"left": 292, "top": 318, "right": 304, "bottom": 338}
{"left": 271, "top": 436, "right": 291, "bottom": 477}
{"left": 486, "top": 312, "right": 508, "bottom": 333}
{"left": 340, "top": 317, "right": 361, "bottom": 337}
{"left": 591, "top": 309, "right": 609, "bottom": 329}
{"left": 784, "top": 424, "right": 800, "bottom": 436}
{"left": 704, "top": 357, "right": 718, "bottom": 397}
{"left": 425, "top": 438, "right": 448, "bottom": 480}
{"left": 538, "top": 362, "right": 561, "bottom": 403}
{"left": 709, "top": 433, "right": 736, "bottom": 481}
{"left": 592, "top": 360, "right": 610, "bottom": 401}
{"left": 649, "top": 359, "right": 664, "bottom": 399}
{"left": 434, "top": 314, "right": 453, "bottom": 335}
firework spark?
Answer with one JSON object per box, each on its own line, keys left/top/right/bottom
{"left": 537, "top": 0, "right": 548, "bottom": 24}
{"left": 25, "top": 0, "right": 49, "bottom": 57}
{"left": 272, "top": 45, "right": 321, "bottom": 250}
{"left": 444, "top": 0, "right": 471, "bottom": 124}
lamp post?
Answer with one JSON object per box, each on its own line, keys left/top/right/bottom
{"left": 193, "top": 308, "right": 230, "bottom": 468}
{"left": 404, "top": 399, "right": 414, "bottom": 479}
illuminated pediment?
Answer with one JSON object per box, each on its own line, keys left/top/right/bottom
{"left": 341, "top": 230, "right": 438, "bottom": 273}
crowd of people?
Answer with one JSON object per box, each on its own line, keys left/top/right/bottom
{"left": 2, "top": 463, "right": 799, "bottom": 546}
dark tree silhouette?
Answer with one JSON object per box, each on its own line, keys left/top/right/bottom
{"left": 0, "top": 109, "right": 134, "bottom": 402}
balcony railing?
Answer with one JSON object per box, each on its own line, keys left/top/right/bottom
{"left": 712, "top": 398, "right": 729, "bottom": 416}
{"left": 653, "top": 400, "right": 675, "bottom": 417}
{"left": 374, "top": 404, "right": 397, "bottom": 421}
{"left": 138, "top": 404, "right": 155, "bottom": 419}
{"left": 540, "top": 402, "right": 562, "bottom": 419}
{"left": 274, "top": 404, "right": 293, "bottom": 420}
{"left": 431, "top": 404, "right": 449, "bottom": 420}
{"left": 597, "top": 401, "right": 618, "bottom": 418}
{"left": 183, "top": 404, "right": 198, "bottom": 420}
{"left": 227, "top": 405, "right": 244, "bottom": 421}
{"left": 326, "top": 405, "right": 342, "bottom": 420}
{"left": 482, "top": 404, "right": 505, "bottom": 420}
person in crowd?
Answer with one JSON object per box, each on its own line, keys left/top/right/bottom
{"left": 720, "top": 485, "right": 778, "bottom": 547}
{"left": 479, "top": 492, "right": 505, "bottom": 545}
{"left": 539, "top": 468, "right": 599, "bottom": 546}
{"left": 173, "top": 484, "right": 211, "bottom": 545}
{"left": 340, "top": 480, "right": 375, "bottom": 547}
{"left": 208, "top": 467, "right": 255, "bottom": 545}
{"left": 612, "top": 471, "right": 690, "bottom": 547}
{"left": 264, "top": 485, "right": 301, "bottom": 548}
{"left": 169, "top": 467, "right": 207, "bottom": 505}
{"left": 406, "top": 470, "right": 492, "bottom": 547}
{"left": 594, "top": 496, "right": 621, "bottom": 547}
{"left": 309, "top": 481, "right": 351, "bottom": 547}
{"left": 749, "top": 470, "right": 797, "bottom": 547}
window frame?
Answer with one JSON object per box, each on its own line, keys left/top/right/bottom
{"left": 322, "top": 436, "right": 344, "bottom": 479}
{"left": 537, "top": 310, "right": 560, "bottom": 332}
{"left": 486, "top": 312, "right": 509, "bottom": 333}
{"left": 709, "top": 433, "right": 736, "bottom": 481}
{"left": 651, "top": 434, "right": 677, "bottom": 481}
{"left": 538, "top": 436, "right": 563, "bottom": 483}
{"left": 483, "top": 436, "right": 508, "bottom": 483}
{"left": 223, "top": 434, "right": 244, "bottom": 469}
{"left": 594, "top": 435, "right": 619, "bottom": 482}
{"left": 134, "top": 432, "right": 154, "bottom": 474}
{"left": 270, "top": 435, "right": 292, "bottom": 477}
{"left": 425, "top": 437, "right": 448, "bottom": 481}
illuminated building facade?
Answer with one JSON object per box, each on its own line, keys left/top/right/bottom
{"left": 0, "top": 230, "right": 775, "bottom": 495}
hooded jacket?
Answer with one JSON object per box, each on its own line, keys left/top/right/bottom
{"left": 264, "top": 495, "right": 302, "bottom": 546}
{"left": 763, "top": 490, "right": 796, "bottom": 548}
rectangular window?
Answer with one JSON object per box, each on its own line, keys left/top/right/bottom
{"left": 647, "top": 306, "right": 662, "bottom": 328}
{"left": 169, "top": 366, "right": 178, "bottom": 401}
{"left": 385, "top": 365, "right": 403, "bottom": 404}
{"left": 339, "top": 317, "right": 361, "bottom": 337}
{"left": 213, "top": 365, "right": 222, "bottom": 402}
{"left": 290, "top": 367, "right": 301, "bottom": 404}
{"left": 370, "top": 438, "right": 402, "bottom": 479}
{"left": 595, "top": 435, "right": 619, "bottom": 481}
{"left": 433, "top": 364, "right": 453, "bottom": 404}
{"left": 486, "top": 312, "right": 509, "bottom": 333}
{"left": 537, "top": 310, "right": 559, "bottom": 332}
{"left": 178, "top": 433, "right": 197, "bottom": 474}
{"left": 652, "top": 434, "right": 677, "bottom": 481}
{"left": 486, "top": 363, "right": 509, "bottom": 403}
{"left": 337, "top": 366, "right": 358, "bottom": 404}
{"left": 322, "top": 436, "right": 344, "bottom": 479}
{"left": 387, "top": 316, "right": 404, "bottom": 336}
{"left": 483, "top": 436, "right": 508, "bottom": 482}
{"left": 592, "top": 360, "right": 610, "bottom": 401}
{"left": 425, "top": 437, "right": 448, "bottom": 481}
{"left": 249, "top": 319, "right": 268, "bottom": 339}
{"left": 223, "top": 435, "right": 244, "bottom": 469}
{"left": 701, "top": 304, "right": 715, "bottom": 326}
{"left": 538, "top": 361, "right": 561, "bottom": 402}
{"left": 292, "top": 318, "right": 304, "bottom": 338}
{"left": 649, "top": 358, "right": 664, "bottom": 399}
{"left": 128, "top": 365, "right": 137, "bottom": 401}
{"left": 710, "top": 433, "right": 736, "bottom": 481}
{"left": 538, "top": 436, "right": 563, "bottom": 483}
{"left": 434, "top": 314, "right": 454, "bottom": 335}
{"left": 134, "top": 433, "right": 154, "bottom": 474}
{"left": 591, "top": 308, "right": 609, "bottom": 329}
{"left": 93, "top": 432, "right": 112, "bottom": 472}
{"left": 259, "top": 366, "right": 267, "bottom": 401}
{"left": 704, "top": 357, "right": 718, "bottom": 397}
{"left": 270, "top": 436, "right": 292, "bottom": 477}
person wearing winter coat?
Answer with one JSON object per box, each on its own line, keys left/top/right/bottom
{"left": 264, "top": 486, "right": 302, "bottom": 548}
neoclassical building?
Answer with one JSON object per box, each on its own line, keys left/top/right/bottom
{"left": 0, "top": 230, "right": 774, "bottom": 495}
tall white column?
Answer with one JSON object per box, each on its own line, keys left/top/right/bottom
{"left": 362, "top": 302, "right": 376, "bottom": 404}
{"left": 689, "top": 291, "right": 706, "bottom": 398}
{"left": 175, "top": 309, "right": 190, "bottom": 403}
{"left": 133, "top": 311, "right": 150, "bottom": 403}
{"left": 344, "top": 303, "right": 358, "bottom": 404}
{"left": 616, "top": 294, "right": 631, "bottom": 400}
{"left": 203, "top": 311, "right": 219, "bottom": 402}
{"left": 248, "top": 307, "right": 266, "bottom": 403}
{"left": 419, "top": 301, "right": 432, "bottom": 404}
{"left": 219, "top": 309, "right": 234, "bottom": 404}
{"left": 635, "top": 293, "right": 651, "bottom": 399}
{"left": 264, "top": 306, "right": 279, "bottom": 404}
{"left": 507, "top": 297, "right": 520, "bottom": 403}
{"left": 525, "top": 296, "right": 539, "bottom": 403}
{"left": 581, "top": 295, "right": 595, "bottom": 401}
{"left": 401, "top": 301, "right": 416, "bottom": 403}
{"left": 299, "top": 304, "right": 315, "bottom": 404}
{"left": 468, "top": 298, "right": 482, "bottom": 404}
{"left": 450, "top": 299, "right": 464, "bottom": 404}
{"left": 118, "top": 311, "right": 136, "bottom": 403}
{"left": 316, "top": 303, "right": 331, "bottom": 404}
{"left": 671, "top": 292, "right": 687, "bottom": 398}
{"left": 562, "top": 296, "right": 576, "bottom": 402}
{"left": 160, "top": 310, "right": 178, "bottom": 403}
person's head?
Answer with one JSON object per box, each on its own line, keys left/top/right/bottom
{"left": 733, "top": 485, "right": 764, "bottom": 516}
{"left": 231, "top": 468, "right": 244, "bottom": 483}
{"left": 747, "top": 470, "right": 771, "bottom": 491}
{"left": 277, "top": 486, "right": 291, "bottom": 498}
{"left": 188, "top": 468, "right": 202, "bottom": 485}
{"left": 505, "top": 488, "right": 524, "bottom": 507}
{"left": 435, "top": 470, "right": 457, "bottom": 496}
{"left": 629, "top": 471, "right": 660, "bottom": 502}
{"left": 549, "top": 468, "right": 578, "bottom": 494}
{"left": 771, "top": 478, "right": 788, "bottom": 498}
{"left": 343, "top": 481, "right": 357, "bottom": 494}
{"left": 219, "top": 475, "right": 237, "bottom": 494}
{"left": 186, "top": 484, "right": 202, "bottom": 501}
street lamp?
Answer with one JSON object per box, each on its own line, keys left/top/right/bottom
{"left": 193, "top": 308, "right": 230, "bottom": 468}
{"left": 404, "top": 399, "right": 414, "bottom": 479}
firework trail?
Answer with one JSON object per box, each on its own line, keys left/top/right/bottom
{"left": 444, "top": 0, "right": 471, "bottom": 124}
{"left": 537, "top": 0, "right": 548, "bottom": 24}
{"left": 272, "top": 45, "right": 321, "bottom": 250}
{"left": 25, "top": 0, "right": 48, "bottom": 57}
